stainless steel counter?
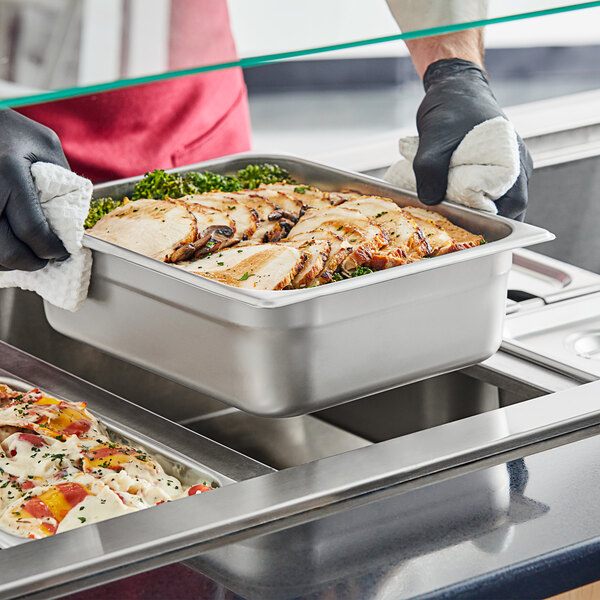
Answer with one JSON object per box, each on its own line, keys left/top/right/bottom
{"left": 0, "top": 303, "right": 597, "bottom": 600}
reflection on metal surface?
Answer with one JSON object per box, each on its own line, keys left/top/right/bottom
{"left": 188, "top": 411, "right": 370, "bottom": 470}
{"left": 186, "top": 459, "right": 548, "bottom": 600}
{"left": 567, "top": 330, "right": 600, "bottom": 361}
{"left": 509, "top": 249, "right": 600, "bottom": 305}
{"left": 0, "top": 288, "right": 228, "bottom": 423}
{"left": 317, "top": 371, "right": 499, "bottom": 442}
{"left": 504, "top": 293, "right": 600, "bottom": 381}
{"left": 188, "top": 463, "right": 512, "bottom": 600}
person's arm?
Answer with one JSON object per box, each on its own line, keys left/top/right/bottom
{"left": 403, "top": 29, "right": 484, "bottom": 77}
{"left": 0, "top": 109, "right": 69, "bottom": 270}
{"left": 386, "top": 1, "right": 532, "bottom": 220}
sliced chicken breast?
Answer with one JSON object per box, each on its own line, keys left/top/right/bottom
{"left": 288, "top": 206, "right": 388, "bottom": 273}
{"left": 342, "top": 196, "right": 431, "bottom": 268}
{"left": 283, "top": 239, "right": 331, "bottom": 288}
{"left": 400, "top": 212, "right": 457, "bottom": 256}
{"left": 252, "top": 187, "right": 305, "bottom": 220}
{"left": 225, "top": 192, "right": 285, "bottom": 243}
{"left": 180, "top": 244, "right": 305, "bottom": 290}
{"left": 89, "top": 199, "right": 197, "bottom": 262}
{"left": 286, "top": 232, "right": 352, "bottom": 285}
{"left": 328, "top": 191, "right": 361, "bottom": 206}
{"left": 169, "top": 202, "right": 236, "bottom": 261}
{"left": 402, "top": 206, "right": 485, "bottom": 250}
{"left": 179, "top": 194, "right": 258, "bottom": 244}
{"left": 261, "top": 183, "right": 332, "bottom": 209}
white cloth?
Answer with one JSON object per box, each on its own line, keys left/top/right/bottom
{"left": 385, "top": 0, "right": 488, "bottom": 33}
{"left": 384, "top": 116, "right": 520, "bottom": 214}
{"left": 0, "top": 162, "right": 92, "bottom": 312}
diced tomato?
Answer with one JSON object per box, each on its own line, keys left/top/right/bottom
{"left": 187, "top": 484, "right": 212, "bottom": 496}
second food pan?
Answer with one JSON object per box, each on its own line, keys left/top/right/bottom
{"left": 43, "top": 154, "right": 553, "bottom": 417}
{"left": 0, "top": 341, "right": 271, "bottom": 549}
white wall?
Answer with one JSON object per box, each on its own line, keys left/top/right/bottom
{"left": 227, "top": 0, "right": 600, "bottom": 60}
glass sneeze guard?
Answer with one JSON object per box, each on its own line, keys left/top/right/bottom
{"left": 0, "top": 0, "right": 599, "bottom": 108}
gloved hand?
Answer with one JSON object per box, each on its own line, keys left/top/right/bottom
{"left": 0, "top": 109, "right": 70, "bottom": 271}
{"left": 414, "top": 58, "right": 532, "bottom": 220}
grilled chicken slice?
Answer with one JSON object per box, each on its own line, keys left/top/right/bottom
{"left": 288, "top": 206, "right": 388, "bottom": 273}
{"left": 168, "top": 202, "right": 236, "bottom": 261}
{"left": 179, "top": 194, "right": 258, "bottom": 244}
{"left": 400, "top": 210, "right": 457, "bottom": 256}
{"left": 252, "top": 187, "right": 305, "bottom": 220}
{"left": 283, "top": 240, "right": 331, "bottom": 288}
{"left": 180, "top": 244, "right": 305, "bottom": 290}
{"left": 343, "top": 196, "right": 431, "bottom": 268}
{"left": 286, "top": 232, "right": 352, "bottom": 285}
{"left": 261, "top": 183, "right": 333, "bottom": 209}
{"left": 89, "top": 199, "right": 197, "bottom": 262}
{"left": 224, "top": 191, "right": 285, "bottom": 243}
{"left": 403, "top": 206, "right": 485, "bottom": 248}
{"left": 328, "top": 191, "right": 361, "bottom": 206}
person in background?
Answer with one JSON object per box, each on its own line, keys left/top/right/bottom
{"left": 0, "top": 0, "right": 531, "bottom": 272}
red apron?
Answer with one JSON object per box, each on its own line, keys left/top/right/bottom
{"left": 17, "top": 0, "right": 251, "bottom": 183}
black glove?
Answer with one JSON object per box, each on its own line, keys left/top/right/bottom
{"left": 0, "top": 109, "right": 70, "bottom": 271}
{"left": 413, "top": 58, "right": 532, "bottom": 221}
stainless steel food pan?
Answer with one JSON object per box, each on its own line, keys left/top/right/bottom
{"left": 0, "top": 342, "right": 271, "bottom": 548}
{"left": 44, "top": 153, "right": 554, "bottom": 417}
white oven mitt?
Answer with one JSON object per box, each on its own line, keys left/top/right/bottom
{"left": 384, "top": 116, "right": 520, "bottom": 214}
{"left": 0, "top": 162, "right": 92, "bottom": 312}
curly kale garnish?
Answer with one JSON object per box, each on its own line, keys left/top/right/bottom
{"left": 350, "top": 266, "right": 374, "bottom": 277}
{"left": 130, "top": 169, "right": 196, "bottom": 201}
{"left": 129, "top": 164, "right": 293, "bottom": 202}
{"left": 236, "top": 163, "right": 294, "bottom": 189}
{"left": 184, "top": 171, "right": 241, "bottom": 194}
{"left": 331, "top": 266, "right": 374, "bottom": 282}
{"left": 84, "top": 197, "right": 123, "bottom": 229}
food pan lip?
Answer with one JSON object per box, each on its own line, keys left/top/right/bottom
{"left": 86, "top": 152, "right": 554, "bottom": 310}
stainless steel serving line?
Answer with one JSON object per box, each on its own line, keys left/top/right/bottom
{"left": 1, "top": 341, "right": 600, "bottom": 600}
{"left": 0, "top": 118, "right": 598, "bottom": 598}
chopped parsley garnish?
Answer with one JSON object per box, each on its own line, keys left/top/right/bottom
{"left": 351, "top": 266, "right": 374, "bottom": 277}
{"left": 239, "top": 272, "right": 255, "bottom": 281}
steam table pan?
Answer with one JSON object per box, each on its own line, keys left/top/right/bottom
{"left": 0, "top": 341, "right": 268, "bottom": 548}
{"left": 44, "top": 154, "right": 553, "bottom": 417}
